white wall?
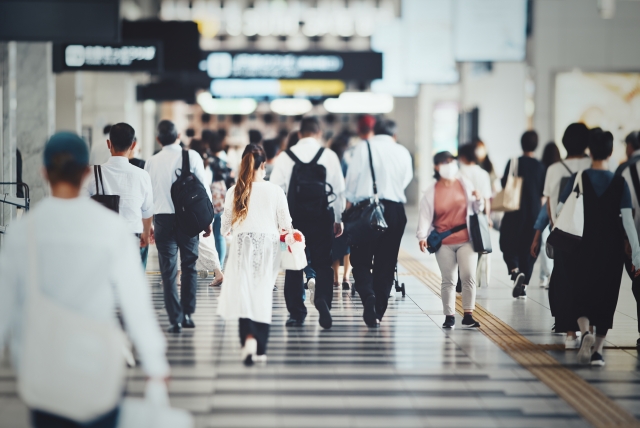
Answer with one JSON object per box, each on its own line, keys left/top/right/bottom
{"left": 531, "top": 0, "right": 640, "bottom": 143}
{"left": 460, "top": 62, "right": 527, "bottom": 176}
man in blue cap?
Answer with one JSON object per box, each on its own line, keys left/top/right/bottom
{"left": 0, "top": 132, "right": 169, "bottom": 428}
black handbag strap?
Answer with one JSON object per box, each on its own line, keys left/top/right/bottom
{"left": 365, "top": 140, "right": 378, "bottom": 197}
{"left": 559, "top": 160, "right": 573, "bottom": 175}
{"left": 448, "top": 223, "right": 468, "bottom": 235}
{"left": 94, "top": 165, "right": 106, "bottom": 195}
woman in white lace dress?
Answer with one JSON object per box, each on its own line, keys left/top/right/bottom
{"left": 217, "top": 144, "right": 293, "bottom": 365}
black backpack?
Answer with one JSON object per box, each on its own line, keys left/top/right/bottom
{"left": 286, "top": 148, "right": 334, "bottom": 220}
{"left": 171, "top": 151, "right": 214, "bottom": 237}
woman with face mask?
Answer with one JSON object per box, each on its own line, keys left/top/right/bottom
{"left": 417, "top": 151, "right": 483, "bottom": 329}
{"left": 216, "top": 144, "right": 294, "bottom": 365}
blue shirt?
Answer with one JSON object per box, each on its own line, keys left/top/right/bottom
{"left": 559, "top": 169, "right": 632, "bottom": 209}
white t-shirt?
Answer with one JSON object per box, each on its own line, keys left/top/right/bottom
{"left": 543, "top": 157, "right": 591, "bottom": 223}
{"left": 459, "top": 164, "right": 492, "bottom": 200}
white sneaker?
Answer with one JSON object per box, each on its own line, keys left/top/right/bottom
{"left": 564, "top": 336, "right": 580, "bottom": 350}
{"left": 254, "top": 354, "right": 267, "bottom": 364}
{"left": 307, "top": 278, "right": 316, "bottom": 293}
{"left": 539, "top": 277, "right": 549, "bottom": 288}
{"left": 241, "top": 338, "right": 257, "bottom": 366}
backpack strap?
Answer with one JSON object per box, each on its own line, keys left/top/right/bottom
{"left": 180, "top": 150, "right": 191, "bottom": 178}
{"left": 94, "top": 165, "right": 105, "bottom": 195}
{"left": 310, "top": 148, "right": 324, "bottom": 165}
{"left": 285, "top": 149, "right": 302, "bottom": 165}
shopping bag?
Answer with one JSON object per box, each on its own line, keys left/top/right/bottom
{"left": 491, "top": 158, "right": 522, "bottom": 212}
{"left": 469, "top": 213, "right": 492, "bottom": 254}
{"left": 547, "top": 171, "right": 583, "bottom": 252}
{"left": 280, "top": 230, "right": 307, "bottom": 271}
{"left": 118, "top": 380, "right": 193, "bottom": 428}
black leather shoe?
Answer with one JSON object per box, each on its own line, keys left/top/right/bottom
{"left": 183, "top": 314, "right": 195, "bottom": 328}
{"left": 317, "top": 300, "right": 332, "bottom": 329}
{"left": 285, "top": 317, "right": 304, "bottom": 326}
{"left": 167, "top": 323, "right": 182, "bottom": 333}
{"left": 363, "top": 296, "right": 378, "bottom": 327}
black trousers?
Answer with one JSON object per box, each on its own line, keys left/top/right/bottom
{"left": 154, "top": 214, "right": 199, "bottom": 325}
{"left": 31, "top": 407, "right": 119, "bottom": 428}
{"left": 351, "top": 201, "right": 407, "bottom": 320}
{"left": 284, "top": 209, "right": 334, "bottom": 321}
{"left": 503, "top": 247, "right": 536, "bottom": 285}
{"left": 624, "top": 260, "right": 640, "bottom": 333}
{"left": 239, "top": 318, "right": 271, "bottom": 355}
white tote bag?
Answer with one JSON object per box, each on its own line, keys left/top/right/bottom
{"left": 280, "top": 230, "right": 307, "bottom": 271}
{"left": 491, "top": 157, "right": 523, "bottom": 212}
{"left": 18, "top": 218, "right": 127, "bottom": 422}
{"left": 548, "top": 171, "right": 584, "bottom": 251}
{"left": 118, "top": 381, "right": 193, "bottom": 428}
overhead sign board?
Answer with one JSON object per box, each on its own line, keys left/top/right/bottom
{"left": 202, "top": 51, "right": 382, "bottom": 81}
{"left": 53, "top": 42, "right": 162, "bottom": 73}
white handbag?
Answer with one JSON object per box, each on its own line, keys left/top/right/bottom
{"left": 548, "top": 171, "right": 584, "bottom": 251}
{"left": 18, "top": 218, "right": 127, "bottom": 422}
{"left": 118, "top": 380, "right": 193, "bottom": 428}
{"left": 491, "top": 157, "right": 523, "bottom": 212}
{"left": 280, "top": 230, "right": 307, "bottom": 271}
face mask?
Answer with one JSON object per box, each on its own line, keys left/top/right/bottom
{"left": 438, "top": 162, "right": 458, "bottom": 180}
{"left": 475, "top": 147, "right": 486, "bottom": 161}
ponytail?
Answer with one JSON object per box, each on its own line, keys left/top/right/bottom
{"left": 232, "top": 144, "right": 266, "bottom": 225}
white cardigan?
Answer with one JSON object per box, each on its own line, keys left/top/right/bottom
{"left": 416, "top": 176, "right": 483, "bottom": 241}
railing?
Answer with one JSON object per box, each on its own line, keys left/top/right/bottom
{"left": 0, "top": 182, "right": 30, "bottom": 235}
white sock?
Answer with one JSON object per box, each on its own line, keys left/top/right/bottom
{"left": 577, "top": 317, "right": 590, "bottom": 336}
{"left": 594, "top": 336, "right": 605, "bottom": 354}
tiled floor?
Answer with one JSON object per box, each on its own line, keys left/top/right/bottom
{"left": 1, "top": 207, "right": 639, "bottom": 427}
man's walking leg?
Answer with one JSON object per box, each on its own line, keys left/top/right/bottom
{"left": 177, "top": 229, "right": 199, "bottom": 327}
{"left": 284, "top": 269, "right": 307, "bottom": 324}
{"left": 154, "top": 215, "right": 182, "bottom": 330}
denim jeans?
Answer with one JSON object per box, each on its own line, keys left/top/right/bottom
{"left": 213, "top": 212, "right": 226, "bottom": 268}
{"left": 154, "top": 214, "right": 199, "bottom": 325}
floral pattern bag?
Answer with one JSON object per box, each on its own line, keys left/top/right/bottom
{"left": 211, "top": 180, "right": 227, "bottom": 214}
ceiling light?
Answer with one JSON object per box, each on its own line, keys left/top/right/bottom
{"left": 197, "top": 93, "right": 257, "bottom": 115}
{"left": 323, "top": 93, "right": 394, "bottom": 114}
{"left": 270, "top": 98, "right": 313, "bottom": 116}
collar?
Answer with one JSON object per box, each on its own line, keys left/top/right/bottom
{"left": 370, "top": 134, "right": 396, "bottom": 144}
{"left": 161, "top": 143, "right": 182, "bottom": 151}
{"left": 106, "top": 156, "right": 131, "bottom": 165}
{"left": 296, "top": 137, "right": 321, "bottom": 147}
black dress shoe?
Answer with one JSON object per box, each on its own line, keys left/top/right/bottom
{"left": 363, "top": 296, "right": 378, "bottom": 327}
{"left": 183, "top": 314, "right": 195, "bottom": 328}
{"left": 317, "top": 300, "right": 332, "bottom": 329}
{"left": 167, "top": 323, "right": 182, "bottom": 333}
{"left": 285, "top": 317, "right": 304, "bottom": 326}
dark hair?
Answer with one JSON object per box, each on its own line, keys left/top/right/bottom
{"left": 562, "top": 123, "right": 589, "bottom": 156}
{"left": 521, "top": 130, "right": 539, "bottom": 152}
{"left": 474, "top": 139, "right": 494, "bottom": 174}
{"left": 46, "top": 153, "right": 87, "bottom": 186}
{"left": 233, "top": 144, "right": 266, "bottom": 225}
{"left": 202, "top": 129, "right": 223, "bottom": 153}
{"left": 374, "top": 119, "right": 397, "bottom": 137}
{"left": 433, "top": 151, "right": 454, "bottom": 180}
{"left": 286, "top": 130, "right": 300, "bottom": 149}
{"left": 330, "top": 132, "right": 350, "bottom": 161}
{"left": 185, "top": 128, "right": 195, "bottom": 138}
{"left": 300, "top": 116, "right": 321, "bottom": 136}
{"left": 625, "top": 131, "right": 640, "bottom": 151}
{"left": 157, "top": 120, "right": 178, "bottom": 146}
{"left": 263, "top": 138, "right": 280, "bottom": 160}
{"left": 108, "top": 122, "right": 136, "bottom": 152}
{"left": 189, "top": 139, "right": 208, "bottom": 159}
{"left": 457, "top": 143, "right": 477, "bottom": 163}
{"left": 541, "top": 142, "right": 561, "bottom": 168}
{"left": 248, "top": 129, "right": 262, "bottom": 144}
{"left": 231, "top": 114, "right": 243, "bottom": 124}
{"left": 588, "top": 128, "right": 614, "bottom": 161}
{"left": 103, "top": 124, "right": 112, "bottom": 136}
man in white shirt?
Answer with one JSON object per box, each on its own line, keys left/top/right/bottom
{"left": 543, "top": 123, "right": 591, "bottom": 225}
{"left": 0, "top": 132, "right": 169, "bottom": 427}
{"left": 83, "top": 123, "right": 154, "bottom": 265}
{"left": 145, "top": 120, "right": 213, "bottom": 333}
{"left": 270, "top": 117, "right": 346, "bottom": 329}
{"left": 616, "top": 131, "right": 640, "bottom": 348}
{"left": 345, "top": 120, "right": 413, "bottom": 327}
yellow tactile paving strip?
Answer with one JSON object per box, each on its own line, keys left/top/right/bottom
{"left": 398, "top": 249, "right": 640, "bottom": 428}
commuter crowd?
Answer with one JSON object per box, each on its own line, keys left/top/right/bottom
{"left": 2, "top": 111, "right": 640, "bottom": 426}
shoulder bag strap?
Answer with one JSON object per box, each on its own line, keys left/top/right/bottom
{"left": 94, "top": 166, "right": 101, "bottom": 195}
{"left": 629, "top": 162, "right": 640, "bottom": 203}
{"left": 310, "top": 148, "right": 324, "bottom": 165}
{"left": 575, "top": 170, "right": 583, "bottom": 195}
{"left": 285, "top": 149, "right": 302, "bottom": 165}
{"left": 365, "top": 140, "right": 378, "bottom": 197}
{"left": 560, "top": 160, "right": 573, "bottom": 175}
{"left": 97, "top": 165, "right": 106, "bottom": 195}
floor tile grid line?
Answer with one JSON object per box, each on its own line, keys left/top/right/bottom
{"left": 398, "top": 249, "right": 640, "bottom": 428}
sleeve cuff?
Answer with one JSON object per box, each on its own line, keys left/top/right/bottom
{"left": 141, "top": 208, "right": 154, "bottom": 219}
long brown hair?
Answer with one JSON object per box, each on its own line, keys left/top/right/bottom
{"left": 233, "top": 143, "right": 266, "bottom": 225}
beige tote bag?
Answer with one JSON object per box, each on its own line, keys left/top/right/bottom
{"left": 491, "top": 157, "right": 523, "bottom": 212}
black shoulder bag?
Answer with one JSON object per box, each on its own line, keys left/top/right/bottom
{"left": 342, "top": 140, "right": 388, "bottom": 246}
{"left": 90, "top": 165, "right": 120, "bottom": 213}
